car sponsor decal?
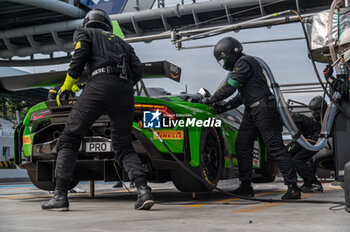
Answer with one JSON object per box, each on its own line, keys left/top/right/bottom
{"left": 85, "top": 142, "right": 112, "bottom": 152}
{"left": 169, "top": 64, "right": 180, "bottom": 80}
{"left": 165, "top": 62, "right": 181, "bottom": 82}
{"left": 153, "top": 130, "right": 184, "bottom": 140}
{"left": 23, "top": 136, "right": 31, "bottom": 145}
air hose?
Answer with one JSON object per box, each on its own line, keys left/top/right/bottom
{"left": 255, "top": 56, "right": 337, "bottom": 152}
{"left": 255, "top": 9, "right": 350, "bottom": 152}
{"left": 150, "top": 128, "right": 344, "bottom": 205}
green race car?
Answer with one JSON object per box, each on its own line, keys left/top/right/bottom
{"left": 11, "top": 61, "right": 277, "bottom": 192}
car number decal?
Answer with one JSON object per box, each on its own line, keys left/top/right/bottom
{"left": 85, "top": 142, "right": 111, "bottom": 152}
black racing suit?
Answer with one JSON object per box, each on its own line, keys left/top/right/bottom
{"left": 210, "top": 54, "right": 297, "bottom": 185}
{"left": 328, "top": 73, "right": 350, "bottom": 182}
{"left": 330, "top": 74, "right": 350, "bottom": 94}
{"left": 288, "top": 113, "right": 321, "bottom": 184}
{"left": 55, "top": 28, "right": 145, "bottom": 190}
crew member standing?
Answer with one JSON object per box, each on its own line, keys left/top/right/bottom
{"left": 42, "top": 9, "right": 154, "bottom": 211}
{"left": 202, "top": 37, "right": 300, "bottom": 199}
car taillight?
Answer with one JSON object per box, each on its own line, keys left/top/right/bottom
{"left": 30, "top": 108, "right": 51, "bottom": 121}
{"left": 152, "top": 107, "right": 175, "bottom": 120}
{"left": 134, "top": 104, "right": 175, "bottom": 119}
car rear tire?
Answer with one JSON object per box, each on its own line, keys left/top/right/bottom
{"left": 313, "top": 149, "right": 334, "bottom": 171}
{"left": 252, "top": 139, "right": 278, "bottom": 183}
{"left": 171, "top": 127, "right": 223, "bottom": 192}
{"left": 27, "top": 169, "right": 79, "bottom": 191}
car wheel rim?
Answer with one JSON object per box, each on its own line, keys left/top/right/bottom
{"left": 202, "top": 132, "right": 220, "bottom": 183}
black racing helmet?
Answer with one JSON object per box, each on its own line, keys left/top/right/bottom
{"left": 309, "top": 96, "right": 328, "bottom": 120}
{"left": 83, "top": 9, "right": 113, "bottom": 32}
{"left": 213, "top": 37, "right": 243, "bottom": 71}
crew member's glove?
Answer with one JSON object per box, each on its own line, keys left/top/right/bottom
{"left": 323, "top": 64, "right": 335, "bottom": 83}
{"left": 56, "top": 73, "right": 79, "bottom": 106}
{"left": 200, "top": 97, "right": 212, "bottom": 105}
{"left": 211, "top": 103, "right": 229, "bottom": 114}
{"left": 71, "top": 84, "right": 84, "bottom": 93}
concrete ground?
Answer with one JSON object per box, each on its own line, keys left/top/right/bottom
{"left": 0, "top": 178, "right": 348, "bottom": 232}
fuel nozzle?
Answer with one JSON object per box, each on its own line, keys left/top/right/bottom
{"left": 47, "top": 87, "right": 59, "bottom": 100}
{"left": 323, "top": 57, "right": 342, "bottom": 76}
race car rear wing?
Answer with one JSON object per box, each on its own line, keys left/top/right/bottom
{"left": 143, "top": 61, "right": 181, "bottom": 82}
{"left": 0, "top": 60, "right": 181, "bottom": 92}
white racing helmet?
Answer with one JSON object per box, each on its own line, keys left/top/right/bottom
{"left": 339, "top": 28, "right": 350, "bottom": 63}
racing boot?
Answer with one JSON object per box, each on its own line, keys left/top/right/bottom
{"left": 41, "top": 190, "right": 69, "bottom": 211}
{"left": 281, "top": 184, "right": 301, "bottom": 200}
{"left": 134, "top": 185, "right": 154, "bottom": 210}
{"left": 231, "top": 181, "right": 254, "bottom": 197}
{"left": 300, "top": 181, "right": 323, "bottom": 193}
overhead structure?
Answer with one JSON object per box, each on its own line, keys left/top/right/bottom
{"left": 0, "top": 88, "right": 48, "bottom": 104}
{"left": 0, "top": 0, "right": 88, "bottom": 64}
{"left": 113, "top": 0, "right": 331, "bottom": 37}
{"left": 0, "top": 0, "right": 332, "bottom": 65}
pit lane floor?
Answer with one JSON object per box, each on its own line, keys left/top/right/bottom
{"left": 0, "top": 178, "right": 348, "bottom": 232}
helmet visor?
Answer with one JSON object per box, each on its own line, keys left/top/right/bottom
{"left": 218, "top": 58, "right": 225, "bottom": 67}
{"left": 216, "top": 52, "right": 228, "bottom": 68}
